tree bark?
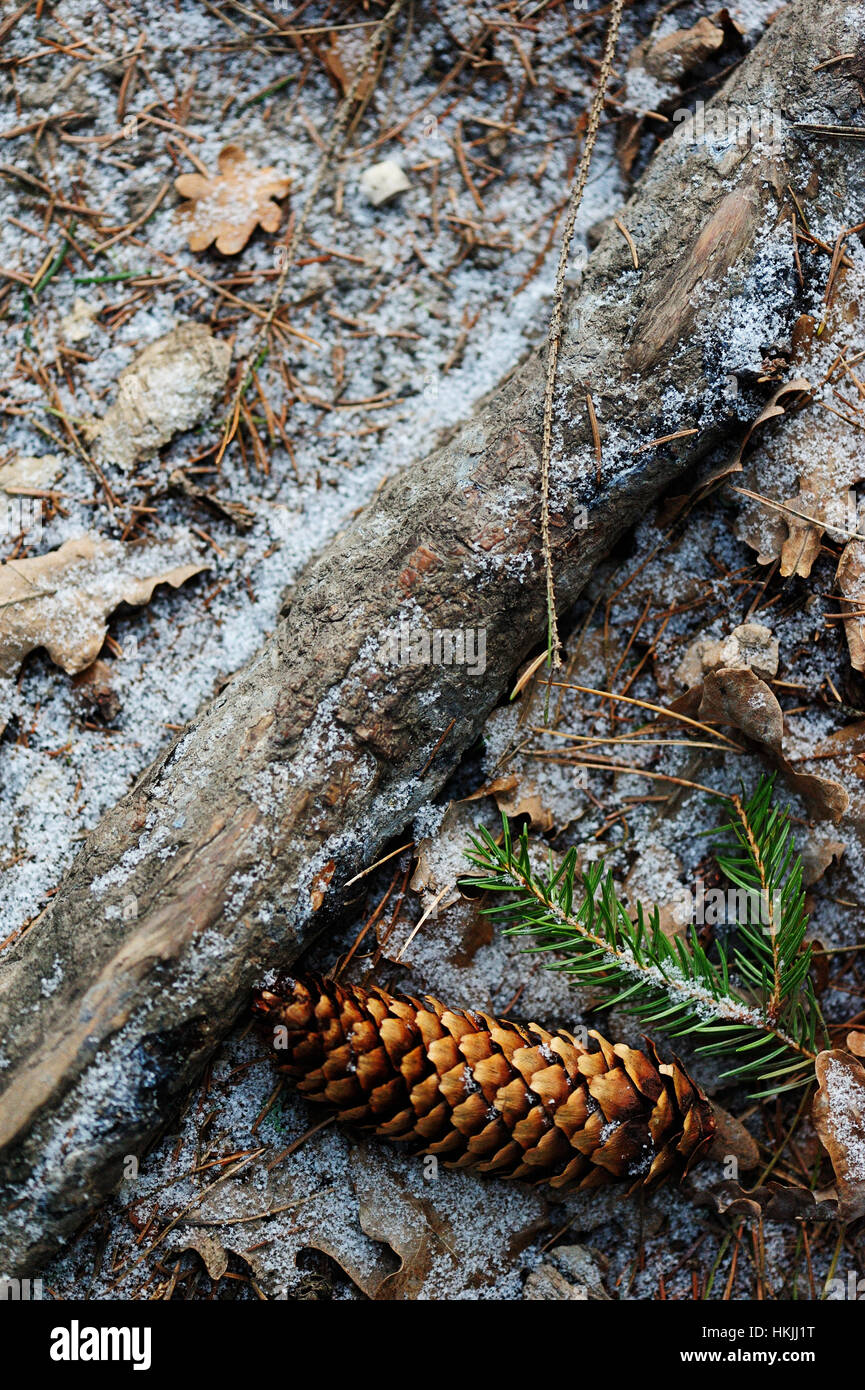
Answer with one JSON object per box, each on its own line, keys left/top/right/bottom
{"left": 1, "top": 0, "right": 862, "bottom": 1274}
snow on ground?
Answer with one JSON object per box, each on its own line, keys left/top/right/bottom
{"left": 1, "top": 0, "right": 629, "bottom": 946}
{"left": 7, "top": 0, "right": 865, "bottom": 1303}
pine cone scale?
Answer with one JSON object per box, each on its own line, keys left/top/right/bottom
{"left": 255, "top": 975, "right": 716, "bottom": 1191}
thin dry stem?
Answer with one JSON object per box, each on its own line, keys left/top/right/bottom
{"left": 540, "top": 0, "right": 625, "bottom": 669}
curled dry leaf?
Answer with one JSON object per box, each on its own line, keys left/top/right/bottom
{"left": 696, "top": 666, "right": 848, "bottom": 820}
{"left": 738, "top": 421, "right": 865, "bottom": 578}
{"left": 847, "top": 1031, "right": 865, "bottom": 1058}
{"left": 734, "top": 282, "right": 864, "bottom": 580}
{"left": 812, "top": 1049, "right": 865, "bottom": 1221}
{"left": 643, "top": 16, "right": 727, "bottom": 82}
{"left": 692, "top": 1178, "right": 843, "bottom": 1224}
{"left": 800, "top": 831, "right": 845, "bottom": 886}
{"left": 461, "top": 772, "right": 557, "bottom": 833}
{"left": 836, "top": 536, "right": 865, "bottom": 672}
{"left": 0, "top": 535, "right": 206, "bottom": 681}
{"left": 175, "top": 144, "right": 290, "bottom": 255}
{"left": 319, "top": 30, "right": 375, "bottom": 102}
{"left": 89, "top": 322, "right": 231, "bottom": 472}
{"left": 0, "top": 453, "right": 65, "bottom": 539}
{"left": 674, "top": 621, "right": 778, "bottom": 689}
{"left": 682, "top": 376, "right": 812, "bottom": 515}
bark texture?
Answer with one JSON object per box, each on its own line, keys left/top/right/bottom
{"left": 1, "top": 0, "right": 862, "bottom": 1274}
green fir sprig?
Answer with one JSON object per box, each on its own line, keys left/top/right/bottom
{"left": 462, "top": 776, "right": 826, "bottom": 1097}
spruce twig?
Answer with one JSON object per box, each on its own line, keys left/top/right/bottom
{"left": 462, "top": 776, "right": 826, "bottom": 1097}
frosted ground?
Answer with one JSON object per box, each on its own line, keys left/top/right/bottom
{"left": 2, "top": 0, "right": 864, "bottom": 1299}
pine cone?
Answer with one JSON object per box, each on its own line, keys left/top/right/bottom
{"left": 254, "top": 974, "right": 716, "bottom": 1191}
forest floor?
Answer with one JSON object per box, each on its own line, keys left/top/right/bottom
{"left": 2, "top": 0, "right": 864, "bottom": 1300}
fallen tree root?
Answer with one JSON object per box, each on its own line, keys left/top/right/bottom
{"left": 1, "top": 0, "right": 863, "bottom": 1274}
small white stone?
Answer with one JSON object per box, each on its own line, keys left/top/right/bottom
{"left": 359, "top": 160, "right": 411, "bottom": 207}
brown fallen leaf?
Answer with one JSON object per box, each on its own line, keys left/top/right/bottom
{"left": 836, "top": 536, "right": 865, "bottom": 671}
{"left": 800, "top": 832, "right": 845, "bottom": 886}
{"left": 677, "top": 377, "right": 812, "bottom": 521}
{"left": 693, "top": 1178, "right": 843, "bottom": 1224}
{"left": 178, "top": 1231, "right": 230, "bottom": 1282}
{"left": 847, "top": 1032, "right": 865, "bottom": 1058}
{"left": 705, "top": 1102, "right": 760, "bottom": 1172}
{"left": 0, "top": 536, "right": 206, "bottom": 681}
{"left": 353, "top": 1147, "right": 547, "bottom": 1300}
{"left": 643, "top": 16, "right": 727, "bottom": 81}
{"left": 812, "top": 719, "right": 865, "bottom": 778}
{"left": 318, "top": 30, "right": 375, "bottom": 102}
{"left": 175, "top": 144, "right": 290, "bottom": 255}
{"left": 697, "top": 667, "right": 848, "bottom": 820}
{"left": 673, "top": 620, "right": 779, "bottom": 690}
{"left": 738, "top": 423, "right": 865, "bottom": 578}
{"left": 463, "top": 773, "right": 556, "bottom": 833}
{"left": 813, "top": 1049, "right": 865, "bottom": 1221}
{"left": 89, "top": 322, "right": 231, "bottom": 472}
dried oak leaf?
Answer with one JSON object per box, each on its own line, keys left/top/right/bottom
{"left": 89, "top": 322, "right": 231, "bottom": 471}
{"left": 836, "top": 536, "right": 865, "bottom": 672}
{"left": 353, "top": 1146, "right": 547, "bottom": 1300}
{"left": 813, "top": 1049, "right": 865, "bottom": 1221}
{"left": 800, "top": 831, "right": 845, "bottom": 886}
{"left": 692, "top": 1179, "right": 842, "bottom": 1224}
{"left": 468, "top": 773, "right": 556, "bottom": 834}
{"left": 318, "top": 30, "right": 375, "bottom": 102}
{"left": 0, "top": 536, "right": 206, "bottom": 680}
{"left": 175, "top": 145, "right": 290, "bottom": 255}
{"left": 643, "top": 16, "right": 727, "bottom": 82}
{"left": 696, "top": 667, "right": 848, "bottom": 821}
{"left": 0, "top": 452, "right": 65, "bottom": 540}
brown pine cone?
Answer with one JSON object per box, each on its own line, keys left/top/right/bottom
{"left": 254, "top": 974, "right": 716, "bottom": 1192}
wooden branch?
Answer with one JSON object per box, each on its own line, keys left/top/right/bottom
{"left": 1, "top": 0, "right": 862, "bottom": 1274}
